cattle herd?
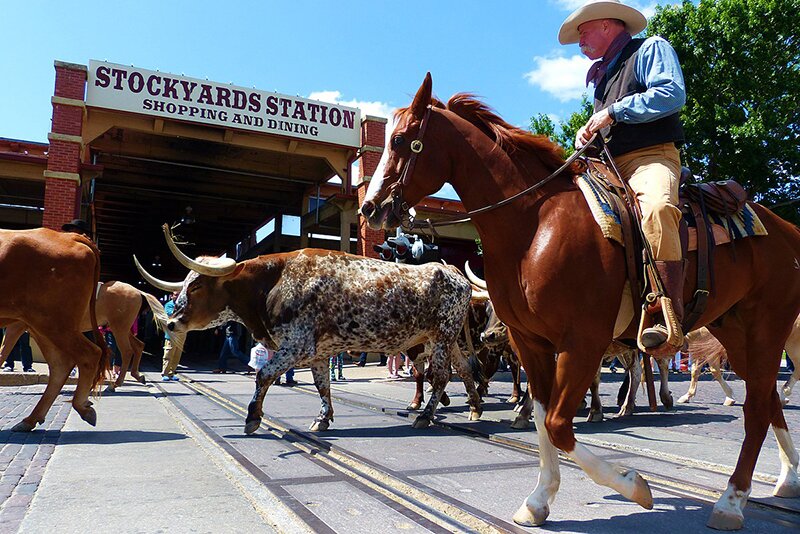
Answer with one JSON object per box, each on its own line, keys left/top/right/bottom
{"left": 1, "top": 214, "right": 799, "bottom": 531}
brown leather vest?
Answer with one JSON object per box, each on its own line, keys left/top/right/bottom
{"left": 594, "top": 38, "right": 684, "bottom": 157}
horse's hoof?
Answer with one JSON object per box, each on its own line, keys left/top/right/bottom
{"left": 469, "top": 409, "right": 482, "bottom": 421}
{"left": 616, "top": 467, "right": 653, "bottom": 509}
{"left": 406, "top": 403, "right": 421, "bottom": 411}
{"left": 774, "top": 473, "right": 800, "bottom": 498}
{"left": 662, "top": 395, "right": 674, "bottom": 411}
{"left": 11, "top": 420, "right": 36, "bottom": 432}
{"left": 677, "top": 394, "right": 691, "bottom": 404}
{"left": 578, "top": 399, "right": 588, "bottom": 411}
{"left": 309, "top": 419, "right": 330, "bottom": 432}
{"left": 412, "top": 415, "right": 431, "bottom": 429}
{"left": 723, "top": 397, "right": 736, "bottom": 406}
{"left": 244, "top": 419, "right": 261, "bottom": 435}
{"left": 440, "top": 393, "right": 450, "bottom": 407}
{"left": 426, "top": 385, "right": 434, "bottom": 393}
{"left": 587, "top": 412, "right": 604, "bottom": 423}
{"left": 104, "top": 384, "right": 116, "bottom": 394}
{"left": 81, "top": 407, "right": 97, "bottom": 427}
{"left": 506, "top": 396, "right": 519, "bottom": 404}
{"left": 136, "top": 375, "right": 147, "bottom": 384}
{"left": 512, "top": 502, "right": 549, "bottom": 527}
{"left": 707, "top": 508, "right": 744, "bottom": 531}
{"left": 510, "top": 415, "right": 530, "bottom": 430}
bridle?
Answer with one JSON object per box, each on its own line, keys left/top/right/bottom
{"left": 384, "top": 104, "right": 597, "bottom": 233}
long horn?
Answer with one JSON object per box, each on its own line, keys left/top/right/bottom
{"left": 162, "top": 223, "right": 237, "bottom": 277}
{"left": 464, "top": 261, "right": 487, "bottom": 290}
{"left": 471, "top": 288, "right": 490, "bottom": 301}
{"left": 133, "top": 255, "right": 184, "bottom": 292}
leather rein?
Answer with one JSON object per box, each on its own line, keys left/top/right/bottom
{"left": 386, "top": 104, "right": 597, "bottom": 233}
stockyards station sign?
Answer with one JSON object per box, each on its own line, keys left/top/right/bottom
{"left": 87, "top": 60, "right": 361, "bottom": 148}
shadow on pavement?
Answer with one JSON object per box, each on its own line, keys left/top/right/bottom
{"left": 54, "top": 430, "right": 189, "bottom": 445}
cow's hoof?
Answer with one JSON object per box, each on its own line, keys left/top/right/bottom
{"left": 506, "top": 395, "right": 519, "bottom": 404}
{"left": 616, "top": 467, "right": 653, "bottom": 509}
{"left": 406, "top": 402, "right": 421, "bottom": 411}
{"left": 512, "top": 502, "right": 548, "bottom": 526}
{"left": 309, "top": 419, "right": 330, "bottom": 432}
{"left": 81, "top": 407, "right": 97, "bottom": 427}
{"left": 412, "top": 415, "right": 431, "bottom": 429}
{"left": 135, "top": 374, "right": 147, "bottom": 384}
{"left": 510, "top": 415, "right": 530, "bottom": 430}
{"left": 587, "top": 411, "right": 604, "bottom": 423}
{"left": 469, "top": 408, "right": 482, "bottom": 421}
{"left": 677, "top": 394, "right": 691, "bottom": 404}
{"left": 440, "top": 392, "right": 450, "bottom": 407}
{"left": 244, "top": 419, "right": 261, "bottom": 435}
{"left": 723, "top": 397, "right": 736, "bottom": 406}
{"left": 11, "top": 420, "right": 36, "bottom": 432}
{"left": 707, "top": 508, "right": 744, "bottom": 531}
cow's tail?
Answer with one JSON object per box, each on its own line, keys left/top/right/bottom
{"left": 685, "top": 328, "right": 727, "bottom": 369}
{"left": 88, "top": 245, "right": 110, "bottom": 395}
{"left": 140, "top": 292, "right": 185, "bottom": 354}
{"left": 461, "top": 315, "right": 487, "bottom": 396}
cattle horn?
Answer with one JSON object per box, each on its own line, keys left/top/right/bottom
{"left": 464, "top": 261, "right": 487, "bottom": 290}
{"left": 162, "top": 224, "right": 237, "bottom": 277}
{"left": 471, "top": 289, "right": 490, "bottom": 301}
{"left": 133, "top": 255, "right": 184, "bottom": 292}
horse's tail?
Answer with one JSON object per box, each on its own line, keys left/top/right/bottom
{"left": 86, "top": 244, "right": 109, "bottom": 395}
{"left": 685, "top": 328, "right": 726, "bottom": 369}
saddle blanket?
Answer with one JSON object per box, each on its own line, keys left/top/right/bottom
{"left": 576, "top": 174, "right": 768, "bottom": 251}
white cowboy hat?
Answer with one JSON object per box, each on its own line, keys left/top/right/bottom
{"left": 558, "top": 0, "right": 647, "bottom": 45}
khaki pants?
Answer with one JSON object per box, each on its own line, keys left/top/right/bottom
{"left": 613, "top": 143, "right": 683, "bottom": 261}
{"left": 162, "top": 339, "right": 181, "bottom": 377}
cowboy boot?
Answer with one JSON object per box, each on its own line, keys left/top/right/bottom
{"left": 641, "top": 260, "right": 686, "bottom": 349}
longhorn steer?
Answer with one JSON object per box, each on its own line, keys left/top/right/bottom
{"left": 0, "top": 228, "right": 108, "bottom": 431}
{"left": 1, "top": 281, "right": 171, "bottom": 391}
{"left": 136, "top": 225, "right": 475, "bottom": 432}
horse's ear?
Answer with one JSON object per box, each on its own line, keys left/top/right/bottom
{"left": 409, "top": 72, "right": 432, "bottom": 118}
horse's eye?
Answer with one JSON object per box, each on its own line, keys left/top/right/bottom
{"left": 392, "top": 135, "right": 405, "bottom": 147}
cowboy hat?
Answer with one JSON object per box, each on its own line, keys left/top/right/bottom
{"left": 61, "top": 218, "right": 92, "bottom": 236}
{"left": 558, "top": 0, "right": 647, "bottom": 45}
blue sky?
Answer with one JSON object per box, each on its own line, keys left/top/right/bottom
{"left": 0, "top": 1, "right": 669, "bottom": 198}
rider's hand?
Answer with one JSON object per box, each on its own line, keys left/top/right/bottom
{"left": 575, "top": 108, "right": 614, "bottom": 149}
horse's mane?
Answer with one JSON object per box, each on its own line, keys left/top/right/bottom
{"left": 395, "top": 94, "right": 581, "bottom": 175}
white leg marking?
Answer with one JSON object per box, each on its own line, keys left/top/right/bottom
{"left": 568, "top": 442, "right": 653, "bottom": 509}
{"left": 513, "top": 400, "right": 560, "bottom": 526}
{"left": 708, "top": 482, "right": 749, "bottom": 530}
{"left": 773, "top": 426, "right": 800, "bottom": 498}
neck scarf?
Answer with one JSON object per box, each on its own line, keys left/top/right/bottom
{"left": 585, "top": 32, "right": 632, "bottom": 87}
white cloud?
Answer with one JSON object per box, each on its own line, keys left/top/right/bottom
{"left": 308, "top": 90, "right": 394, "bottom": 119}
{"left": 524, "top": 54, "right": 592, "bottom": 102}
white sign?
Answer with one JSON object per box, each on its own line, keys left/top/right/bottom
{"left": 86, "top": 60, "right": 361, "bottom": 148}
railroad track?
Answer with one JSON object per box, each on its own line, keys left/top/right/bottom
{"left": 159, "top": 375, "right": 800, "bottom": 532}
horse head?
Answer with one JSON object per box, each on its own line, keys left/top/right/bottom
{"left": 360, "top": 73, "right": 451, "bottom": 230}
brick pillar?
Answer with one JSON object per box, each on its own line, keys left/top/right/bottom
{"left": 356, "top": 115, "right": 388, "bottom": 258}
{"left": 42, "top": 61, "right": 87, "bottom": 230}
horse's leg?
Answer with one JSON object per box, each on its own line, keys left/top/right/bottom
{"left": 657, "top": 358, "right": 673, "bottom": 410}
{"left": 308, "top": 359, "right": 334, "bottom": 431}
{"left": 107, "top": 328, "right": 134, "bottom": 391}
{"left": 511, "top": 386, "right": 533, "bottom": 428}
{"left": 677, "top": 360, "right": 701, "bottom": 403}
{"left": 0, "top": 322, "right": 25, "bottom": 367}
{"left": 707, "top": 323, "right": 786, "bottom": 530}
{"left": 413, "top": 343, "right": 450, "bottom": 429}
{"left": 587, "top": 365, "right": 604, "bottom": 423}
{"left": 512, "top": 342, "right": 560, "bottom": 526}
{"left": 508, "top": 352, "right": 522, "bottom": 404}
{"left": 407, "top": 357, "right": 425, "bottom": 410}
{"left": 710, "top": 363, "right": 736, "bottom": 406}
{"left": 451, "top": 344, "right": 483, "bottom": 421}
{"left": 781, "top": 325, "right": 800, "bottom": 405}
{"left": 771, "top": 407, "right": 800, "bottom": 498}
{"left": 782, "top": 366, "right": 800, "bottom": 406}
{"left": 617, "top": 352, "right": 640, "bottom": 417}
{"left": 12, "top": 334, "right": 71, "bottom": 431}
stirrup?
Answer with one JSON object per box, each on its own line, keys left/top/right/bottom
{"left": 637, "top": 295, "right": 684, "bottom": 353}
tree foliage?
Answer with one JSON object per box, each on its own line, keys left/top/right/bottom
{"left": 529, "top": 96, "right": 593, "bottom": 156}
{"left": 649, "top": 0, "right": 800, "bottom": 223}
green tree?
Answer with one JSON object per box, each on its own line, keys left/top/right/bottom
{"left": 649, "top": 0, "right": 800, "bottom": 223}
{"left": 530, "top": 96, "right": 593, "bottom": 156}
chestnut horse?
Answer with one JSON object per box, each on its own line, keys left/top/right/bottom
{"left": 360, "top": 74, "right": 800, "bottom": 530}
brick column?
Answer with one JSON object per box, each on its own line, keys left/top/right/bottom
{"left": 356, "top": 115, "right": 387, "bottom": 258}
{"left": 42, "top": 61, "right": 87, "bottom": 230}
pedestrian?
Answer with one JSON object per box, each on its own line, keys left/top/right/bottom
{"left": 400, "top": 353, "right": 413, "bottom": 377}
{"left": 101, "top": 325, "right": 122, "bottom": 379}
{"left": 329, "top": 352, "right": 346, "bottom": 382}
{"left": 276, "top": 368, "right": 298, "bottom": 387}
{"left": 352, "top": 350, "right": 367, "bottom": 367}
{"left": 214, "top": 321, "right": 251, "bottom": 373}
{"left": 386, "top": 352, "right": 400, "bottom": 379}
{"left": 161, "top": 292, "right": 183, "bottom": 381}
{"left": 608, "top": 357, "right": 619, "bottom": 374}
{"left": 561, "top": 0, "right": 687, "bottom": 350}
{"left": 2, "top": 329, "right": 35, "bottom": 373}
{"left": 249, "top": 341, "right": 271, "bottom": 373}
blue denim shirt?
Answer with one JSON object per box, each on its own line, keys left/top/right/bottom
{"left": 607, "top": 36, "right": 686, "bottom": 124}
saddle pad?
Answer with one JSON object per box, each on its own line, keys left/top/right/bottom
{"left": 577, "top": 174, "right": 768, "bottom": 251}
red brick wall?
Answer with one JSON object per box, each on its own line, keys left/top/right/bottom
{"left": 356, "top": 118, "right": 387, "bottom": 258}
{"left": 43, "top": 63, "right": 86, "bottom": 230}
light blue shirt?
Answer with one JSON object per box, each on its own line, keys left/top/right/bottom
{"left": 606, "top": 36, "right": 686, "bottom": 124}
{"left": 164, "top": 299, "right": 175, "bottom": 340}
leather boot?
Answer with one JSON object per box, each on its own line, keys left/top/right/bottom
{"left": 641, "top": 260, "right": 686, "bottom": 349}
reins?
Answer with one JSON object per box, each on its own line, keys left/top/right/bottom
{"left": 389, "top": 106, "right": 597, "bottom": 233}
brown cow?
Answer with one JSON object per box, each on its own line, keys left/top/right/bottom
{"left": 1, "top": 281, "right": 170, "bottom": 391}
{"left": 0, "top": 228, "right": 108, "bottom": 431}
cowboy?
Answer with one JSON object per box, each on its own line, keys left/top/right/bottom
{"left": 61, "top": 218, "right": 93, "bottom": 239}
{"left": 559, "top": 0, "right": 686, "bottom": 349}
